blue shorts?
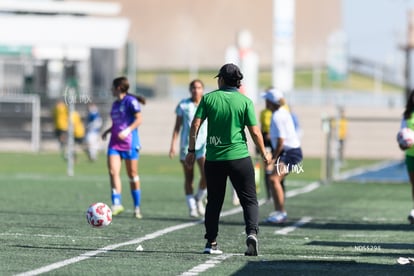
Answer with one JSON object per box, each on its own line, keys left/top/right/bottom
{"left": 278, "top": 148, "right": 303, "bottom": 173}
{"left": 108, "top": 147, "right": 139, "bottom": 160}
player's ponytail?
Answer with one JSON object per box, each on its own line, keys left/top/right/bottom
{"left": 136, "top": 95, "right": 146, "bottom": 105}
{"left": 126, "top": 93, "right": 146, "bottom": 105}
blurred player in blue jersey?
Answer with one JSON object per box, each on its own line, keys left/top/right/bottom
{"left": 169, "top": 79, "right": 207, "bottom": 217}
{"left": 102, "top": 77, "right": 144, "bottom": 219}
{"left": 85, "top": 103, "right": 103, "bottom": 162}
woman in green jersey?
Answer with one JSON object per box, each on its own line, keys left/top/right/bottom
{"left": 185, "top": 63, "right": 271, "bottom": 256}
{"left": 401, "top": 90, "right": 414, "bottom": 224}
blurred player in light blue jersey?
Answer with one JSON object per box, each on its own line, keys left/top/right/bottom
{"left": 169, "top": 79, "right": 207, "bottom": 218}
{"left": 85, "top": 103, "right": 103, "bottom": 162}
{"left": 102, "top": 77, "right": 145, "bottom": 219}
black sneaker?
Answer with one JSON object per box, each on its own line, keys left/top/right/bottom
{"left": 203, "top": 241, "right": 223, "bottom": 254}
{"left": 245, "top": 235, "right": 258, "bottom": 256}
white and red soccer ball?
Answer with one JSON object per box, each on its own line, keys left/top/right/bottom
{"left": 397, "top": 128, "right": 414, "bottom": 150}
{"left": 86, "top": 202, "right": 112, "bottom": 228}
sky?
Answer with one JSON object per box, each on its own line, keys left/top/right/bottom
{"left": 343, "top": 0, "right": 414, "bottom": 66}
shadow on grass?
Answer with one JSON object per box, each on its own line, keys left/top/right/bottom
{"left": 301, "top": 222, "right": 413, "bottom": 232}
{"left": 140, "top": 216, "right": 414, "bottom": 234}
{"left": 307, "top": 240, "right": 414, "bottom": 250}
{"left": 259, "top": 218, "right": 414, "bottom": 232}
{"left": 231, "top": 259, "right": 414, "bottom": 276}
{"left": 218, "top": 218, "right": 413, "bottom": 233}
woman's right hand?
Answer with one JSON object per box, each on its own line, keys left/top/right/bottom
{"left": 262, "top": 152, "right": 272, "bottom": 166}
{"left": 264, "top": 153, "right": 275, "bottom": 172}
{"left": 169, "top": 147, "right": 175, "bottom": 159}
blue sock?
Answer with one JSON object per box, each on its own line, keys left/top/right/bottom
{"left": 111, "top": 189, "right": 122, "bottom": 206}
{"left": 131, "top": 189, "right": 141, "bottom": 208}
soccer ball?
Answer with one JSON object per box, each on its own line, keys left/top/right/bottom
{"left": 86, "top": 202, "right": 112, "bottom": 228}
{"left": 397, "top": 128, "right": 414, "bottom": 149}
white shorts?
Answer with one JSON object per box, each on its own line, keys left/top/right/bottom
{"left": 180, "top": 146, "right": 206, "bottom": 161}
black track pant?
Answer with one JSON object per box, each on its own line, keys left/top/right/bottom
{"left": 204, "top": 156, "right": 259, "bottom": 242}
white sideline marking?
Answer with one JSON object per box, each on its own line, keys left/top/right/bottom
{"left": 179, "top": 182, "right": 321, "bottom": 276}
{"left": 14, "top": 221, "right": 202, "bottom": 276}
{"left": 179, "top": 254, "right": 238, "bottom": 276}
{"left": 275, "top": 216, "right": 313, "bottom": 235}
{"left": 285, "top": 181, "right": 320, "bottom": 198}
{"left": 15, "top": 182, "right": 321, "bottom": 276}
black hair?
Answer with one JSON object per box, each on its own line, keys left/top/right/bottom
{"left": 189, "top": 79, "right": 204, "bottom": 90}
{"left": 217, "top": 64, "right": 243, "bottom": 88}
{"left": 404, "top": 90, "right": 414, "bottom": 119}
{"left": 222, "top": 76, "right": 242, "bottom": 88}
{"left": 112, "top": 77, "right": 129, "bottom": 93}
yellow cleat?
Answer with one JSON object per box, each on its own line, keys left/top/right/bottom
{"left": 134, "top": 207, "right": 143, "bottom": 219}
{"left": 111, "top": 205, "right": 125, "bottom": 216}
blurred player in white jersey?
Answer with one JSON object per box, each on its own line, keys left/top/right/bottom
{"left": 262, "top": 88, "right": 303, "bottom": 224}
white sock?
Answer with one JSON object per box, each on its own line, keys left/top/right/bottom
{"left": 186, "top": 195, "right": 196, "bottom": 210}
{"left": 232, "top": 189, "right": 239, "bottom": 200}
{"left": 195, "top": 188, "right": 207, "bottom": 201}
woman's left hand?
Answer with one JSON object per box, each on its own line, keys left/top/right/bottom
{"left": 118, "top": 127, "right": 131, "bottom": 140}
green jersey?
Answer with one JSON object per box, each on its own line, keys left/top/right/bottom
{"left": 194, "top": 88, "right": 257, "bottom": 161}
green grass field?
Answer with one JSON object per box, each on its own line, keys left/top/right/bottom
{"left": 1, "top": 153, "right": 413, "bottom": 275}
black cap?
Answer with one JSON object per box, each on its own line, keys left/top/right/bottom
{"left": 215, "top": 63, "right": 243, "bottom": 82}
